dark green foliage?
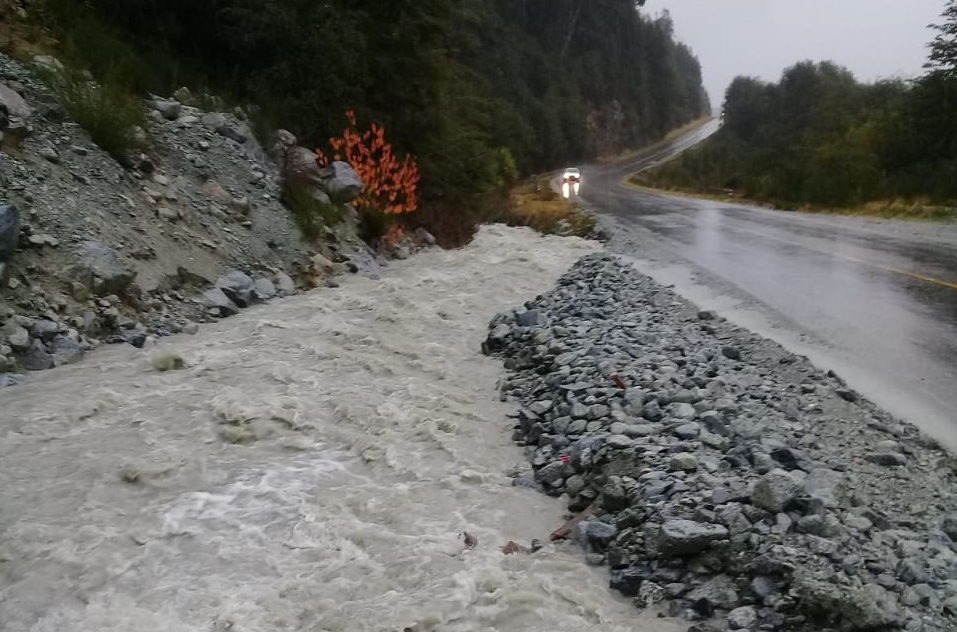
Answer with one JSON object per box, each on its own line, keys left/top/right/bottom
{"left": 642, "top": 2, "right": 957, "bottom": 212}
{"left": 37, "top": 0, "right": 708, "bottom": 235}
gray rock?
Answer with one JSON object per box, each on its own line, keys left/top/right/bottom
{"left": 38, "top": 144, "right": 60, "bottom": 163}
{"left": 535, "top": 460, "right": 570, "bottom": 486}
{"left": 202, "top": 112, "right": 227, "bottom": 130}
{"left": 4, "top": 324, "right": 30, "bottom": 351}
{"left": 22, "top": 339, "right": 54, "bottom": 371}
{"left": 941, "top": 516, "right": 957, "bottom": 542}
{"left": 252, "top": 277, "right": 277, "bottom": 300}
{"left": 751, "top": 469, "right": 803, "bottom": 513}
{"left": 642, "top": 400, "right": 663, "bottom": 421}
{"left": 275, "top": 271, "right": 296, "bottom": 296}
{"left": 606, "top": 434, "right": 634, "bottom": 450}
{"left": 836, "top": 388, "right": 859, "bottom": 402}
{"left": 0, "top": 373, "right": 19, "bottom": 388}
{"left": 803, "top": 468, "right": 844, "bottom": 508}
{"left": 722, "top": 345, "right": 742, "bottom": 360}
{"left": 868, "top": 452, "right": 907, "bottom": 467}
{"left": 750, "top": 576, "right": 778, "bottom": 601}
{"left": 686, "top": 575, "right": 741, "bottom": 610}
{"left": 673, "top": 422, "right": 701, "bottom": 440}
{"left": 202, "top": 287, "right": 240, "bottom": 317}
{"left": 216, "top": 270, "right": 256, "bottom": 307}
{"left": 51, "top": 336, "right": 83, "bottom": 364}
{"left": 575, "top": 520, "right": 618, "bottom": 549}
{"left": 0, "top": 204, "right": 19, "bottom": 262}
{"left": 516, "top": 309, "right": 543, "bottom": 327}
{"left": 670, "top": 453, "right": 699, "bottom": 472}
{"left": 152, "top": 97, "right": 182, "bottom": 120}
{"left": 623, "top": 387, "right": 644, "bottom": 415}
{"left": 0, "top": 82, "right": 31, "bottom": 119}
{"left": 794, "top": 577, "right": 903, "bottom": 630}
{"left": 415, "top": 227, "right": 437, "bottom": 246}
{"left": 727, "top": 605, "right": 759, "bottom": 630}
{"left": 652, "top": 519, "right": 729, "bottom": 558}
{"left": 319, "top": 160, "right": 364, "bottom": 203}
{"left": 671, "top": 402, "right": 696, "bottom": 419}
{"left": 71, "top": 241, "right": 136, "bottom": 296}
{"left": 30, "top": 319, "right": 63, "bottom": 342}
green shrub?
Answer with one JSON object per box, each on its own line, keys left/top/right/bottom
{"left": 58, "top": 74, "right": 148, "bottom": 165}
{"left": 280, "top": 179, "right": 344, "bottom": 240}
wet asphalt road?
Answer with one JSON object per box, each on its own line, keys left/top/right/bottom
{"left": 577, "top": 120, "right": 957, "bottom": 448}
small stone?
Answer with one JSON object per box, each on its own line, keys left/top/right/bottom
{"left": 721, "top": 345, "right": 742, "bottom": 360}
{"left": 38, "top": 145, "right": 60, "bottom": 163}
{"left": 836, "top": 388, "right": 859, "bottom": 402}
{"left": 671, "top": 402, "right": 696, "bottom": 419}
{"left": 652, "top": 519, "right": 729, "bottom": 558}
{"left": 609, "top": 565, "right": 652, "bottom": 597}
{"left": 750, "top": 576, "right": 778, "bottom": 601}
{"left": 606, "top": 434, "right": 634, "bottom": 450}
{"left": 868, "top": 452, "right": 907, "bottom": 467}
{"left": 673, "top": 422, "right": 701, "bottom": 439}
{"left": 727, "top": 606, "right": 759, "bottom": 630}
{"left": 670, "top": 453, "right": 699, "bottom": 472}
{"left": 751, "top": 469, "right": 803, "bottom": 513}
{"left": 152, "top": 98, "right": 182, "bottom": 120}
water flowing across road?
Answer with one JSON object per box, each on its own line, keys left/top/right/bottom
{"left": 0, "top": 225, "right": 685, "bottom": 632}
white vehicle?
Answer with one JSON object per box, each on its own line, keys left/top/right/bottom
{"left": 562, "top": 167, "right": 581, "bottom": 184}
{"left": 561, "top": 167, "right": 581, "bottom": 199}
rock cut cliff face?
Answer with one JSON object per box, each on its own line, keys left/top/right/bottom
{"left": 0, "top": 52, "right": 403, "bottom": 382}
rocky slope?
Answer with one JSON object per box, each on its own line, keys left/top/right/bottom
{"left": 484, "top": 253, "right": 957, "bottom": 632}
{"left": 0, "top": 52, "right": 426, "bottom": 386}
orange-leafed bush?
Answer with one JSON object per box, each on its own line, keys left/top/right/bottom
{"left": 316, "top": 110, "right": 420, "bottom": 214}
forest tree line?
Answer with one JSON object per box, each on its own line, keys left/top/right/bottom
{"left": 639, "top": 2, "right": 957, "bottom": 212}
{"left": 34, "top": 0, "right": 709, "bottom": 228}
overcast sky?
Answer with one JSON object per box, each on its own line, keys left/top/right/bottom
{"left": 654, "top": 0, "right": 947, "bottom": 110}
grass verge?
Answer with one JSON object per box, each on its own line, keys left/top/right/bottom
{"left": 628, "top": 176, "right": 957, "bottom": 221}
{"left": 503, "top": 175, "right": 597, "bottom": 237}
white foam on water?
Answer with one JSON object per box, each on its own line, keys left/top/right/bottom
{"left": 1, "top": 225, "right": 686, "bottom": 632}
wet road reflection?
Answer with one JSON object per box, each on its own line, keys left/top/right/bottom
{"left": 582, "top": 121, "right": 957, "bottom": 446}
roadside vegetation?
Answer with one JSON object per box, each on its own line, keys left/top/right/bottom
{"left": 9, "top": 0, "right": 708, "bottom": 245}
{"left": 503, "top": 176, "right": 597, "bottom": 237}
{"left": 636, "top": 1, "right": 957, "bottom": 220}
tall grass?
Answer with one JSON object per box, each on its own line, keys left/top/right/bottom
{"left": 280, "top": 179, "right": 344, "bottom": 241}
{"left": 56, "top": 71, "right": 148, "bottom": 164}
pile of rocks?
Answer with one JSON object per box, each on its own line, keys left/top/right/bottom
{"left": 484, "top": 253, "right": 957, "bottom": 632}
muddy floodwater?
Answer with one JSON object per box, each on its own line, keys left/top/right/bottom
{"left": 0, "top": 225, "right": 686, "bottom": 632}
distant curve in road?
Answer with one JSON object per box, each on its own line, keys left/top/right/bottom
{"left": 579, "top": 120, "right": 957, "bottom": 449}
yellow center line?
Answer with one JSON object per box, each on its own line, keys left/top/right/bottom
{"left": 614, "top": 179, "right": 957, "bottom": 292}
{"left": 830, "top": 252, "right": 957, "bottom": 291}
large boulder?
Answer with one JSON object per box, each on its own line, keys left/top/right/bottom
{"left": 0, "top": 204, "right": 19, "bottom": 262}
{"left": 201, "top": 287, "right": 240, "bottom": 317}
{"left": 0, "top": 83, "right": 32, "bottom": 120}
{"left": 70, "top": 241, "right": 136, "bottom": 296}
{"left": 319, "top": 160, "right": 363, "bottom": 203}
{"left": 286, "top": 146, "right": 323, "bottom": 186}
{"left": 216, "top": 270, "right": 256, "bottom": 308}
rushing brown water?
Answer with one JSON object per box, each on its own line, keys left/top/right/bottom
{"left": 0, "top": 225, "right": 686, "bottom": 632}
